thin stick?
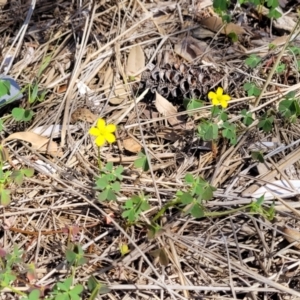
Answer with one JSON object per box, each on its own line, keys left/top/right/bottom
{"left": 254, "top": 17, "right": 300, "bottom": 107}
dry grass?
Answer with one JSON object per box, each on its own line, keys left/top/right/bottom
{"left": 1, "top": 0, "right": 300, "bottom": 299}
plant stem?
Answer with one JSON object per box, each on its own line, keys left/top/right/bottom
{"left": 97, "top": 147, "right": 102, "bottom": 170}
{"left": 152, "top": 199, "right": 181, "bottom": 222}
{"left": 204, "top": 204, "right": 252, "bottom": 218}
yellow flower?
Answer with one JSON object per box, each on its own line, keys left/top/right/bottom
{"left": 89, "top": 119, "right": 116, "bottom": 147}
{"left": 119, "top": 243, "right": 130, "bottom": 256}
{"left": 208, "top": 87, "right": 230, "bottom": 108}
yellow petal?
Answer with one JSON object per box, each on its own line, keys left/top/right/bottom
{"left": 105, "top": 133, "right": 116, "bottom": 144}
{"left": 208, "top": 91, "right": 216, "bottom": 100}
{"left": 106, "top": 124, "right": 116, "bottom": 133}
{"left": 95, "top": 135, "right": 106, "bottom": 147}
{"left": 221, "top": 94, "right": 231, "bottom": 101}
{"left": 89, "top": 127, "right": 100, "bottom": 136}
{"left": 220, "top": 99, "right": 228, "bottom": 108}
{"left": 96, "top": 119, "right": 106, "bottom": 130}
{"left": 212, "top": 98, "right": 220, "bottom": 106}
{"left": 216, "top": 87, "right": 223, "bottom": 96}
{"left": 120, "top": 243, "right": 130, "bottom": 256}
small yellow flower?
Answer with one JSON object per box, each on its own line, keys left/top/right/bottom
{"left": 89, "top": 119, "right": 116, "bottom": 147}
{"left": 208, "top": 87, "right": 230, "bottom": 108}
{"left": 119, "top": 243, "right": 130, "bottom": 256}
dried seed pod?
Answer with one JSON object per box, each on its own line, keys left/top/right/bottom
{"left": 151, "top": 69, "right": 160, "bottom": 81}
{"left": 179, "top": 79, "right": 189, "bottom": 94}
{"left": 170, "top": 87, "right": 178, "bottom": 98}
{"left": 187, "top": 74, "right": 197, "bottom": 87}
{"left": 150, "top": 86, "right": 158, "bottom": 94}
{"left": 179, "top": 63, "right": 188, "bottom": 74}
{"left": 191, "top": 88, "right": 201, "bottom": 98}
{"left": 164, "top": 69, "right": 173, "bottom": 82}
{"left": 197, "top": 72, "right": 204, "bottom": 83}
{"left": 172, "top": 71, "right": 181, "bottom": 84}
{"left": 157, "top": 85, "right": 170, "bottom": 98}
{"left": 159, "top": 70, "right": 165, "bottom": 81}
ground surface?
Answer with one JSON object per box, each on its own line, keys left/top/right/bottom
{"left": 1, "top": 0, "right": 300, "bottom": 299}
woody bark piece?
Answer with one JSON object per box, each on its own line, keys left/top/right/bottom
{"left": 242, "top": 147, "right": 300, "bottom": 197}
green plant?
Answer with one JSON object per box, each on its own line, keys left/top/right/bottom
{"left": 95, "top": 162, "right": 123, "bottom": 201}
{"left": 249, "top": 195, "right": 275, "bottom": 220}
{"left": 134, "top": 150, "right": 149, "bottom": 171}
{"left": 122, "top": 193, "right": 150, "bottom": 223}
{"left": 9, "top": 53, "right": 53, "bottom": 124}
{"left": 183, "top": 98, "right": 204, "bottom": 115}
{"left": 0, "top": 245, "right": 29, "bottom": 297}
{"left": 241, "top": 109, "right": 254, "bottom": 126}
{"left": 221, "top": 121, "right": 237, "bottom": 145}
{"left": 196, "top": 106, "right": 237, "bottom": 145}
{"left": 197, "top": 121, "right": 218, "bottom": 142}
{"left": 238, "top": 0, "right": 281, "bottom": 19}
{"left": 251, "top": 151, "right": 265, "bottom": 163}
{"left": 28, "top": 54, "right": 52, "bottom": 104}
{"left": 152, "top": 174, "right": 217, "bottom": 220}
{"left": 0, "top": 146, "right": 34, "bottom": 206}
{"left": 243, "top": 82, "right": 261, "bottom": 97}
{"left": 20, "top": 289, "right": 40, "bottom": 300}
{"left": 12, "top": 107, "right": 34, "bottom": 122}
{"left": 87, "top": 276, "right": 110, "bottom": 300}
{"left": 245, "top": 54, "right": 262, "bottom": 68}
{"left": 258, "top": 114, "right": 274, "bottom": 132}
{"left": 150, "top": 173, "right": 276, "bottom": 224}
{"left": 279, "top": 91, "right": 300, "bottom": 123}
{"left": 66, "top": 244, "right": 87, "bottom": 267}
{"left": 275, "top": 63, "right": 286, "bottom": 74}
{"left": 48, "top": 277, "right": 83, "bottom": 300}
{"left": 0, "top": 79, "right": 11, "bottom": 98}
{"left": 288, "top": 45, "right": 300, "bottom": 56}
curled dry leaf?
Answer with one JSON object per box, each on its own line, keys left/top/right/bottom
{"left": 283, "top": 227, "right": 300, "bottom": 250}
{"left": 103, "top": 66, "right": 128, "bottom": 105}
{"left": 192, "top": 26, "right": 215, "bottom": 39}
{"left": 126, "top": 45, "right": 145, "bottom": 81}
{"left": 199, "top": 16, "right": 245, "bottom": 36}
{"left": 123, "top": 138, "right": 141, "bottom": 153}
{"left": 270, "top": 35, "right": 289, "bottom": 47}
{"left": 71, "top": 108, "right": 97, "bottom": 123}
{"left": 174, "top": 36, "right": 211, "bottom": 63}
{"left": 155, "top": 92, "right": 185, "bottom": 128}
{"left": 3, "top": 132, "right": 63, "bottom": 157}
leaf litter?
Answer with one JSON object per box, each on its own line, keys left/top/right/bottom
{"left": 1, "top": 0, "right": 300, "bottom": 299}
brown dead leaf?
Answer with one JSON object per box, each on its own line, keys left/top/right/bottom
{"left": 174, "top": 36, "right": 210, "bottom": 63}
{"left": 123, "top": 138, "right": 141, "bottom": 153}
{"left": 199, "top": 16, "right": 245, "bottom": 35}
{"left": 192, "top": 26, "right": 215, "bottom": 39}
{"left": 3, "top": 132, "right": 62, "bottom": 157}
{"left": 283, "top": 227, "right": 300, "bottom": 249}
{"left": 0, "top": 0, "right": 7, "bottom": 5}
{"left": 57, "top": 84, "right": 67, "bottom": 94}
{"left": 71, "top": 108, "right": 97, "bottom": 123}
{"left": 155, "top": 92, "right": 184, "bottom": 127}
{"left": 270, "top": 35, "right": 289, "bottom": 47}
{"left": 126, "top": 45, "right": 145, "bottom": 81}
{"left": 103, "top": 66, "right": 128, "bottom": 105}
